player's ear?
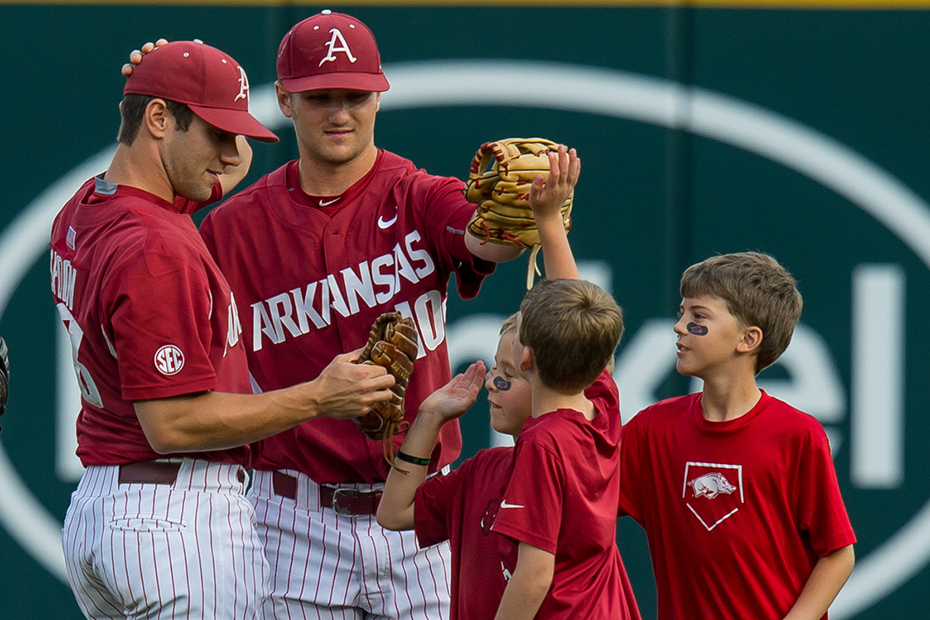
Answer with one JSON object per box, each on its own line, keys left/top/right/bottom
{"left": 275, "top": 82, "right": 294, "bottom": 119}
{"left": 519, "top": 345, "right": 535, "bottom": 372}
{"left": 375, "top": 92, "right": 381, "bottom": 112}
{"left": 737, "top": 326, "right": 763, "bottom": 355}
{"left": 144, "top": 99, "right": 170, "bottom": 139}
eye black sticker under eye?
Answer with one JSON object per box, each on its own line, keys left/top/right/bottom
{"left": 493, "top": 376, "right": 512, "bottom": 391}
{"left": 687, "top": 322, "right": 708, "bottom": 336}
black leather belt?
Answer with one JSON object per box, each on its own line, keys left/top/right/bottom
{"left": 272, "top": 471, "right": 382, "bottom": 517}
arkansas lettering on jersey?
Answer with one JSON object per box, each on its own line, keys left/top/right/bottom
{"left": 200, "top": 150, "right": 493, "bottom": 483}
{"left": 49, "top": 177, "right": 252, "bottom": 466}
{"left": 618, "top": 391, "right": 856, "bottom": 620}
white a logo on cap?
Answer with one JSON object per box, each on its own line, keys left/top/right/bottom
{"left": 319, "top": 28, "right": 357, "bottom": 66}
{"left": 235, "top": 65, "right": 250, "bottom": 102}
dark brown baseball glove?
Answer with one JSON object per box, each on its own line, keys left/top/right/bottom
{"left": 354, "top": 313, "right": 419, "bottom": 472}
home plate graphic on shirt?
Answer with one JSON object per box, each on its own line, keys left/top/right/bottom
{"left": 683, "top": 462, "right": 744, "bottom": 531}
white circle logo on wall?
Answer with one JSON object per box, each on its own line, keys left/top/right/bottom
{"left": 1, "top": 60, "right": 927, "bottom": 615}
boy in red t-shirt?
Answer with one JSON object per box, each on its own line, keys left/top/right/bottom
{"left": 619, "top": 252, "right": 856, "bottom": 620}
{"left": 377, "top": 146, "right": 640, "bottom": 620}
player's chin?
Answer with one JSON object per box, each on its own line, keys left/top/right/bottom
{"left": 489, "top": 411, "right": 518, "bottom": 436}
{"left": 177, "top": 183, "right": 215, "bottom": 203}
{"left": 675, "top": 357, "right": 700, "bottom": 378}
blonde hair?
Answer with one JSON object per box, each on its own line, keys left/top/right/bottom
{"left": 680, "top": 252, "right": 802, "bottom": 373}
{"left": 500, "top": 312, "right": 520, "bottom": 336}
{"left": 519, "top": 279, "right": 623, "bottom": 392}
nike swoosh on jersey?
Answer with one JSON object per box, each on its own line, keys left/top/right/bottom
{"left": 499, "top": 501, "right": 525, "bottom": 509}
{"left": 378, "top": 212, "right": 399, "bottom": 229}
{"left": 319, "top": 197, "right": 341, "bottom": 206}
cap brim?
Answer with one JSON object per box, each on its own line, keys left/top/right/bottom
{"left": 189, "top": 105, "right": 280, "bottom": 144}
{"left": 279, "top": 73, "right": 390, "bottom": 94}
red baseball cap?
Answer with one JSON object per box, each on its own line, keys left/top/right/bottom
{"left": 124, "top": 40, "right": 279, "bottom": 143}
{"left": 276, "top": 10, "right": 390, "bottom": 93}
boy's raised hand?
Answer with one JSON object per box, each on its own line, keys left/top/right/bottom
{"left": 531, "top": 145, "right": 582, "bottom": 281}
{"left": 418, "top": 361, "right": 486, "bottom": 423}
{"left": 530, "top": 145, "right": 581, "bottom": 224}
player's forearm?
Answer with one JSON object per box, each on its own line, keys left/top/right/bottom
{"left": 536, "top": 215, "right": 579, "bottom": 281}
{"left": 377, "top": 412, "right": 444, "bottom": 530}
{"left": 783, "top": 545, "right": 855, "bottom": 620}
{"left": 465, "top": 227, "right": 524, "bottom": 263}
{"left": 493, "top": 543, "right": 554, "bottom": 620}
{"left": 134, "top": 385, "right": 336, "bottom": 453}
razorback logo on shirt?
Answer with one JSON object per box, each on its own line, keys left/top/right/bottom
{"left": 689, "top": 472, "right": 737, "bottom": 499}
{"left": 249, "top": 230, "right": 435, "bottom": 351}
{"left": 683, "top": 462, "right": 743, "bottom": 531}
{"left": 480, "top": 497, "right": 502, "bottom": 536}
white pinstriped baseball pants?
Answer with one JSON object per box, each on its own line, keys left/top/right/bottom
{"left": 62, "top": 459, "right": 269, "bottom": 620}
{"left": 249, "top": 469, "right": 451, "bottom": 620}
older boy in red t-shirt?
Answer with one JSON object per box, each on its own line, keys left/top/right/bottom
{"left": 619, "top": 252, "right": 856, "bottom": 620}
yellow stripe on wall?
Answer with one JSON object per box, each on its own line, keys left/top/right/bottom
{"left": 4, "top": 0, "right": 930, "bottom": 8}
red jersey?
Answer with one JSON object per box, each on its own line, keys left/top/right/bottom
{"left": 49, "top": 177, "right": 252, "bottom": 466}
{"left": 618, "top": 391, "right": 856, "bottom": 620}
{"left": 415, "top": 446, "right": 514, "bottom": 620}
{"left": 492, "top": 372, "right": 640, "bottom": 620}
{"left": 200, "top": 151, "right": 493, "bottom": 483}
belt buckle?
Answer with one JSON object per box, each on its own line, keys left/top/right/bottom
{"left": 331, "top": 488, "right": 362, "bottom": 517}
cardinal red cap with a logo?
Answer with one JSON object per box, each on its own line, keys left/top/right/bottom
{"left": 276, "top": 10, "right": 390, "bottom": 93}
{"left": 124, "top": 40, "right": 279, "bottom": 143}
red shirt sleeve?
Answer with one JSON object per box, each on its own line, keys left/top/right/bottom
{"left": 492, "top": 434, "right": 564, "bottom": 554}
{"left": 414, "top": 463, "right": 467, "bottom": 548}
{"left": 105, "top": 249, "right": 219, "bottom": 401}
{"left": 418, "top": 176, "right": 495, "bottom": 300}
{"left": 795, "top": 425, "right": 857, "bottom": 556}
{"left": 618, "top": 413, "right": 645, "bottom": 521}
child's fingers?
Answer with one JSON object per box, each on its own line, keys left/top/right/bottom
{"left": 531, "top": 174, "right": 546, "bottom": 196}
{"left": 557, "top": 144, "right": 570, "bottom": 178}
{"left": 569, "top": 149, "right": 581, "bottom": 184}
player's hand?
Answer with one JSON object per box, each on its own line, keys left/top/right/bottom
{"left": 308, "top": 349, "right": 396, "bottom": 420}
{"left": 529, "top": 145, "right": 580, "bottom": 223}
{"left": 417, "top": 360, "right": 485, "bottom": 424}
{"left": 121, "top": 38, "right": 169, "bottom": 77}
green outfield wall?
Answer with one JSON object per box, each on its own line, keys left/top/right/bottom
{"left": 2, "top": 2, "right": 929, "bottom": 618}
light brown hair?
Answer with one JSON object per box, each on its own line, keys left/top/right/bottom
{"left": 680, "top": 251, "right": 802, "bottom": 373}
{"left": 519, "top": 279, "right": 623, "bottom": 393}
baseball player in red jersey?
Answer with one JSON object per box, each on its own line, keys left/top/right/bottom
{"left": 51, "top": 41, "right": 395, "bottom": 620}
{"left": 378, "top": 151, "right": 640, "bottom": 620}
{"left": 198, "top": 10, "right": 522, "bottom": 620}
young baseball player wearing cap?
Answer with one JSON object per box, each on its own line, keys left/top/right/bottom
{"left": 377, "top": 148, "right": 641, "bottom": 620}
{"left": 618, "top": 252, "right": 856, "bottom": 620}
{"left": 198, "top": 10, "right": 523, "bottom": 619}
{"left": 50, "top": 40, "right": 395, "bottom": 620}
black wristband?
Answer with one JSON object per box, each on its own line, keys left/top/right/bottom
{"left": 395, "top": 450, "right": 431, "bottom": 466}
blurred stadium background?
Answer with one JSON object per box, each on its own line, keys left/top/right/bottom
{"left": 2, "top": 1, "right": 929, "bottom": 617}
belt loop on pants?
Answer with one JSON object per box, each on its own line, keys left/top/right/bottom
{"left": 118, "top": 460, "right": 182, "bottom": 485}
